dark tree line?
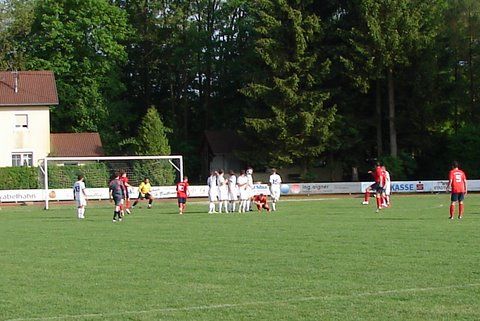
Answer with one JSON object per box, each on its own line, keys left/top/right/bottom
{"left": 1, "top": 0, "right": 480, "bottom": 181}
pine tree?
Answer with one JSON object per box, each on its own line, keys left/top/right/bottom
{"left": 241, "top": 0, "right": 335, "bottom": 173}
{"left": 134, "top": 107, "right": 174, "bottom": 185}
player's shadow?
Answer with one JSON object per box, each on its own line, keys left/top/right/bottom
{"left": 365, "top": 217, "right": 433, "bottom": 221}
{"left": 39, "top": 217, "right": 79, "bottom": 221}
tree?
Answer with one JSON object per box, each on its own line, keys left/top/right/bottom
{"left": 0, "top": 0, "right": 35, "bottom": 70}
{"left": 133, "top": 106, "right": 174, "bottom": 185}
{"left": 241, "top": 0, "right": 335, "bottom": 174}
{"left": 359, "top": 0, "right": 442, "bottom": 157}
{"left": 136, "top": 107, "right": 172, "bottom": 156}
{"left": 25, "top": 0, "right": 129, "bottom": 133}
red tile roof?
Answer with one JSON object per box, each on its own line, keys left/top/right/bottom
{"left": 0, "top": 71, "right": 59, "bottom": 106}
{"left": 50, "top": 133, "right": 105, "bottom": 157}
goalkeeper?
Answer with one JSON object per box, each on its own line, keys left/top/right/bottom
{"left": 132, "top": 177, "right": 154, "bottom": 209}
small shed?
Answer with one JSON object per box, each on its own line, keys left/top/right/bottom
{"left": 201, "top": 130, "right": 246, "bottom": 176}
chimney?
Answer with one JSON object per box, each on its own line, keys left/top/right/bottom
{"left": 13, "top": 71, "right": 18, "bottom": 93}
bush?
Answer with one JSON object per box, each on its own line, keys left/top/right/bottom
{"left": 49, "top": 163, "right": 110, "bottom": 188}
{"left": 0, "top": 167, "right": 39, "bottom": 189}
{"left": 381, "top": 152, "right": 417, "bottom": 180}
{"left": 132, "top": 160, "right": 175, "bottom": 186}
{"left": 447, "top": 125, "right": 480, "bottom": 178}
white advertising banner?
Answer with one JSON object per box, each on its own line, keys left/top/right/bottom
{"left": 0, "top": 189, "right": 44, "bottom": 202}
{"left": 360, "top": 180, "right": 468, "bottom": 193}
{"left": 1, "top": 180, "right": 479, "bottom": 203}
{"left": 279, "top": 182, "right": 361, "bottom": 195}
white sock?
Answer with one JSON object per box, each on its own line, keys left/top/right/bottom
{"left": 209, "top": 203, "right": 215, "bottom": 212}
{"left": 246, "top": 200, "right": 251, "bottom": 211}
{"left": 231, "top": 202, "right": 236, "bottom": 212}
{"left": 272, "top": 202, "right": 276, "bottom": 211}
{"left": 242, "top": 201, "right": 248, "bottom": 212}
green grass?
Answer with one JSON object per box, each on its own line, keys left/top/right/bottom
{"left": 1, "top": 194, "right": 480, "bottom": 321}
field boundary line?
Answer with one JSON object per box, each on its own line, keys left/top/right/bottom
{"left": 6, "top": 283, "right": 480, "bottom": 321}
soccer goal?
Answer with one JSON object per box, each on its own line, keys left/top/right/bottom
{"left": 39, "top": 155, "right": 183, "bottom": 209}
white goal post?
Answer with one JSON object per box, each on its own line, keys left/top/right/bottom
{"left": 39, "top": 155, "right": 183, "bottom": 210}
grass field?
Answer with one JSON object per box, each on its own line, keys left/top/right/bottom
{"left": 1, "top": 194, "right": 480, "bottom": 321}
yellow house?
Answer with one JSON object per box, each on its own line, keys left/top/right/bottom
{"left": 0, "top": 71, "right": 58, "bottom": 167}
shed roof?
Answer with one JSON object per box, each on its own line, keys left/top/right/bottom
{"left": 0, "top": 71, "right": 59, "bottom": 106}
{"left": 50, "top": 133, "right": 104, "bottom": 157}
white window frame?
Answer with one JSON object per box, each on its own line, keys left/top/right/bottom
{"left": 14, "top": 114, "right": 29, "bottom": 130}
{"left": 12, "top": 152, "right": 33, "bottom": 167}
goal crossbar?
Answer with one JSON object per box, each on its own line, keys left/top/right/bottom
{"left": 42, "top": 155, "right": 183, "bottom": 209}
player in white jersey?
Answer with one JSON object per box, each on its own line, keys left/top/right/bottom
{"left": 227, "top": 170, "right": 238, "bottom": 212}
{"left": 237, "top": 170, "right": 249, "bottom": 213}
{"left": 269, "top": 168, "right": 282, "bottom": 211}
{"left": 246, "top": 167, "right": 254, "bottom": 211}
{"left": 382, "top": 166, "right": 391, "bottom": 208}
{"left": 73, "top": 174, "right": 87, "bottom": 219}
{"left": 217, "top": 170, "right": 229, "bottom": 213}
{"left": 207, "top": 171, "right": 219, "bottom": 213}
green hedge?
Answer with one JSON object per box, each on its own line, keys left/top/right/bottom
{"left": 0, "top": 167, "right": 39, "bottom": 189}
{"left": 48, "top": 163, "right": 110, "bottom": 188}
{"left": 131, "top": 160, "right": 175, "bottom": 186}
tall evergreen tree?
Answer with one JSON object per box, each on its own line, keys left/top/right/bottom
{"left": 241, "top": 0, "right": 335, "bottom": 173}
{"left": 134, "top": 106, "right": 174, "bottom": 185}
{"left": 136, "top": 107, "right": 171, "bottom": 156}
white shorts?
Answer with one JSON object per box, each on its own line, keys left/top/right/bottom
{"left": 239, "top": 188, "right": 249, "bottom": 200}
{"left": 384, "top": 184, "right": 391, "bottom": 196}
{"left": 270, "top": 187, "right": 281, "bottom": 201}
{"left": 75, "top": 197, "right": 87, "bottom": 207}
{"left": 218, "top": 187, "right": 229, "bottom": 201}
{"left": 208, "top": 190, "right": 218, "bottom": 202}
{"left": 228, "top": 188, "right": 238, "bottom": 201}
{"left": 247, "top": 187, "right": 254, "bottom": 198}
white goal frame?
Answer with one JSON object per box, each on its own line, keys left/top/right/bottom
{"left": 40, "top": 155, "right": 183, "bottom": 210}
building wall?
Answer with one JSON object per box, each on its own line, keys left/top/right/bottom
{"left": 0, "top": 106, "right": 50, "bottom": 167}
{"left": 209, "top": 154, "right": 245, "bottom": 174}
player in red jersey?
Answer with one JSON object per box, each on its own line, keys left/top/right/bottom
{"left": 447, "top": 161, "right": 467, "bottom": 219}
{"left": 253, "top": 193, "right": 270, "bottom": 212}
{"left": 362, "top": 162, "right": 385, "bottom": 212}
{"left": 119, "top": 170, "right": 132, "bottom": 215}
{"left": 176, "top": 176, "right": 190, "bottom": 215}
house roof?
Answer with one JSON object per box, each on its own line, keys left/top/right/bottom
{"left": 50, "top": 133, "right": 105, "bottom": 157}
{"left": 0, "top": 71, "right": 59, "bottom": 106}
{"left": 204, "top": 130, "right": 245, "bottom": 154}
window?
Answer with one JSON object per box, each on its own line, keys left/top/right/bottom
{"left": 14, "top": 114, "right": 28, "bottom": 129}
{"left": 12, "top": 153, "right": 33, "bottom": 167}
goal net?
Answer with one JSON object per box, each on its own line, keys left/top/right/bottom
{"left": 39, "top": 155, "right": 183, "bottom": 209}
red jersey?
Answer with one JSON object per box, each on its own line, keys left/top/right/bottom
{"left": 449, "top": 168, "right": 467, "bottom": 193}
{"left": 119, "top": 176, "right": 128, "bottom": 194}
{"left": 254, "top": 194, "right": 267, "bottom": 204}
{"left": 372, "top": 166, "right": 383, "bottom": 185}
{"left": 176, "top": 181, "right": 189, "bottom": 198}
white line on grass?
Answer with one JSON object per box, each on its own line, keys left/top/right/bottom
{"left": 6, "top": 283, "right": 480, "bottom": 321}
